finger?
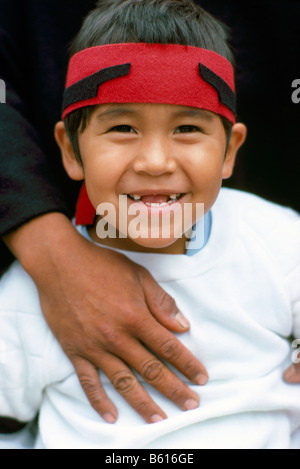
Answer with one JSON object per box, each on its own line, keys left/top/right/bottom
{"left": 72, "top": 357, "right": 118, "bottom": 423}
{"left": 283, "top": 363, "right": 300, "bottom": 383}
{"left": 98, "top": 354, "right": 168, "bottom": 424}
{"left": 139, "top": 269, "right": 190, "bottom": 332}
{"left": 113, "top": 338, "right": 201, "bottom": 412}
{"left": 138, "top": 318, "right": 208, "bottom": 385}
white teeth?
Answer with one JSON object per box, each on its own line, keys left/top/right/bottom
{"left": 145, "top": 202, "right": 168, "bottom": 207}
{"left": 128, "top": 193, "right": 182, "bottom": 204}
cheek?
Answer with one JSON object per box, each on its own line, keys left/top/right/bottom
{"left": 186, "top": 149, "right": 224, "bottom": 186}
{"left": 80, "top": 143, "right": 122, "bottom": 203}
{"left": 81, "top": 161, "right": 116, "bottom": 209}
{"left": 183, "top": 145, "right": 225, "bottom": 210}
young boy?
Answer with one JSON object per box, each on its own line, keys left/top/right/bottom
{"left": 0, "top": 0, "right": 300, "bottom": 449}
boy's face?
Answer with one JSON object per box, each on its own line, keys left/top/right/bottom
{"left": 56, "top": 103, "right": 246, "bottom": 254}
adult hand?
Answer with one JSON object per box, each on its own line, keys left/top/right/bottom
{"left": 4, "top": 212, "right": 208, "bottom": 424}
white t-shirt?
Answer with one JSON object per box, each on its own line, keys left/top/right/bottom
{"left": 0, "top": 188, "right": 300, "bottom": 449}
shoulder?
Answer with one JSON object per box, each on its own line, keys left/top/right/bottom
{"left": 218, "top": 188, "right": 300, "bottom": 234}
{"left": 218, "top": 188, "right": 299, "bottom": 222}
{"left": 217, "top": 188, "right": 300, "bottom": 273}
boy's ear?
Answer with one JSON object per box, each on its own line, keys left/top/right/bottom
{"left": 54, "top": 121, "right": 84, "bottom": 181}
{"left": 222, "top": 123, "right": 247, "bottom": 179}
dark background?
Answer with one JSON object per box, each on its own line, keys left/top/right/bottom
{"left": 198, "top": 0, "right": 300, "bottom": 212}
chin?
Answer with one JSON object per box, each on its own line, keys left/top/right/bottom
{"left": 131, "top": 235, "right": 185, "bottom": 253}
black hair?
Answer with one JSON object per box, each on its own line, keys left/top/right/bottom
{"left": 64, "top": 0, "right": 234, "bottom": 163}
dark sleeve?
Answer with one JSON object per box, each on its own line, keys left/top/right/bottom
{"left": 0, "top": 0, "right": 70, "bottom": 240}
{"left": 0, "top": 417, "right": 27, "bottom": 434}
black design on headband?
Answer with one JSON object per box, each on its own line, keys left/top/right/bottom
{"left": 63, "top": 63, "right": 131, "bottom": 111}
{"left": 198, "top": 63, "right": 236, "bottom": 115}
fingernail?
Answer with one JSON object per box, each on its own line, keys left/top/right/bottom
{"left": 194, "top": 373, "right": 209, "bottom": 385}
{"left": 175, "top": 312, "right": 190, "bottom": 329}
{"left": 103, "top": 413, "right": 117, "bottom": 424}
{"left": 150, "top": 414, "right": 165, "bottom": 424}
{"left": 284, "top": 365, "right": 296, "bottom": 380}
{"left": 184, "top": 399, "right": 199, "bottom": 411}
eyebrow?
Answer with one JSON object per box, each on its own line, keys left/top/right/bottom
{"left": 95, "top": 108, "right": 137, "bottom": 121}
{"left": 170, "top": 109, "right": 214, "bottom": 120}
{"left": 95, "top": 106, "right": 215, "bottom": 122}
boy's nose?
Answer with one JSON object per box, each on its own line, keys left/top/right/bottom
{"left": 132, "top": 137, "right": 177, "bottom": 176}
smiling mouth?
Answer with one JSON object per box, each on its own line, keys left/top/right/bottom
{"left": 127, "top": 193, "right": 185, "bottom": 207}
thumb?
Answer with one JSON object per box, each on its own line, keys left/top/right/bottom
{"left": 139, "top": 268, "right": 190, "bottom": 333}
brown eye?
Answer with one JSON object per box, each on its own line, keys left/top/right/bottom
{"left": 110, "top": 125, "right": 136, "bottom": 133}
{"left": 174, "top": 125, "right": 201, "bottom": 133}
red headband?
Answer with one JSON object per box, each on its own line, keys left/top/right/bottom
{"left": 63, "top": 43, "right": 236, "bottom": 225}
{"left": 63, "top": 43, "right": 236, "bottom": 123}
